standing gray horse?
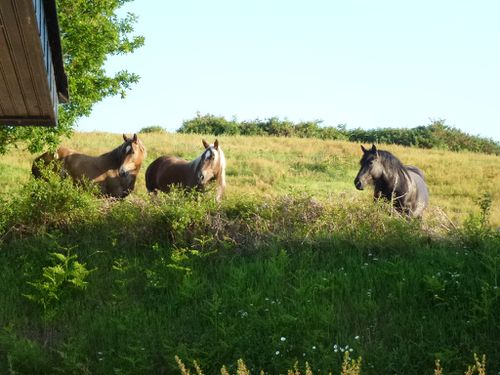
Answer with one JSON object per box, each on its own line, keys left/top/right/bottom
{"left": 354, "top": 144, "right": 429, "bottom": 218}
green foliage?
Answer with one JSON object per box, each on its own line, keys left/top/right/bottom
{"left": 0, "top": 188, "right": 499, "bottom": 373}
{"left": 178, "top": 115, "right": 500, "bottom": 154}
{"left": 0, "top": 0, "right": 144, "bottom": 154}
{"left": 0, "top": 134, "right": 497, "bottom": 373}
{"left": 24, "top": 250, "right": 92, "bottom": 315}
{"left": 178, "top": 112, "right": 241, "bottom": 136}
{"left": 0, "top": 328, "right": 48, "bottom": 374}
{"left": 139, "top": 125, "right": 166, "bottom": 133}
{"left": 0, "top": 164, "right": 99, "bottom": 238}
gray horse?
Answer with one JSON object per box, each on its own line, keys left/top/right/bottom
{"left": 354, "top": 144, "right": 429, "bottom": 218}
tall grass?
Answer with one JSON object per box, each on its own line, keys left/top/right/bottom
{"left": 1, "top": 132, "right": 498, "bottom": 225}
{"left": 0, "top": 167, "right": 498, "bottom": 373}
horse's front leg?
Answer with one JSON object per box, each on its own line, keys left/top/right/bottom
{"left": 215, "top": 171, "right": 226, "bottom": 202}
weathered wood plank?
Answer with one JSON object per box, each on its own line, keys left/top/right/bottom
{"left": 1, "top": 0, "right": 42, "bottom": 116}
{"left": 0, "top": 0, "right": 67, "bottom": 126}
{"left": 15, "top": 0, "right": 55, "bottom": 117}
{"left": 0, "top": 2, "right": 29, "bottom": 116}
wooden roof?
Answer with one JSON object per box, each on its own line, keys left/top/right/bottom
{"left": 0, "top": 0, "right": 68, "bottom": 127}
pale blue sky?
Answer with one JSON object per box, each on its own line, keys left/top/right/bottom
{"left": 77, "top": 0, "right": 500, "bottom": 142}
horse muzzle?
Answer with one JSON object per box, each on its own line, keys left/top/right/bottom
{"left": 197, "top": 173, "right": 206, "bottom": 185}
{"left": 119, "top": 167, "right": 130, "bottom": 178}
{"left": 354, "top": 178, "right": 364, "bottom": 190}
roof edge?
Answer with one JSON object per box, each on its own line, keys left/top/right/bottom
{"left": 42, "top": 0, "right": 69, "bottom": 103}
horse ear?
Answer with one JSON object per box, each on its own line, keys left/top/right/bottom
{"left": 371, "top": 144, "right": 377, "bottom": 152}
{"left": 202, "top": 139, "right": 209, "bottom": 149}
{"left": 132, "top": 133, "right": 138, "bottom": 143}
{"left": 214, "top": 139, "right": 219, "bottom": 150}
{"left": 123, "top": 134, "right": 128, "bottom": 142}
{"left": 361, "top": 145, "right": 367, "bottom": 153}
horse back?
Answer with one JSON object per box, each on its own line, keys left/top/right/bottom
{"left": 405, "top": 165, "right": 425, "bottom": 180}
{"left": 32, "top": 147, "right": 75, "bottom": 178}
{"left": 406, "top": 167, "right": 429, "bottom": 217}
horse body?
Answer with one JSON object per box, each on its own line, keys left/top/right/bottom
{"left": 355, "top": 144, "right": 429, "bottom": 218}
{"left": 145, "top": 139, "right": 226, "bottom": 201}
{"left": 145, "top": 156, "right": 200, "bottom": 191}
{"left": 32, "top": 134, "right": 146, "bottom": 198}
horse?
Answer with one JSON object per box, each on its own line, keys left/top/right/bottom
{"left": 32, "top": 134, "right": 146, "bottom": 198}
{"left": 145, "top": 139, "right": 226, "bottom": 202}
{"left": 354, "top": 144, "right": 429, "bottom": 218}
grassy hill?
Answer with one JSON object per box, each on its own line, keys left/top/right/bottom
{"left": 1, "top": 131, "right": 499, "bottom": 225}
{"left": 0, "top": 132, "right": 499, "bottom": 374}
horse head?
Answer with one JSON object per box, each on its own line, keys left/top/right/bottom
{"left": 354, "top": 144, "right": 383, "bottom": 190}
{"left": 118, "top": 133, "right": 146, "bottom": 178}
{"left": 196, "top": 139, "right": 224, "bottom": 186}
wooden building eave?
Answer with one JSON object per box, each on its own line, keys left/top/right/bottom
{"left": 0, "top": 0, "right": 68, "bottom": 127}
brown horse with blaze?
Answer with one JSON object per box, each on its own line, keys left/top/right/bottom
{"left": 32, "top": 134, "right": 146, "bottom": 198}
{"left": 145, "top": 139, "right": 226, "bottom": 202}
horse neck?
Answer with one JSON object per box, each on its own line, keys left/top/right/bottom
{"left": 98, "top": 147, "right": 124, "bottom": 170}
{"left": 188, "top": 155, "right": 201, "bottom": 171}
{"left": 186, "top": 156, "right": 202, "bottom": 185}
{"left": 378, "top": 163, "right": 408, "bottom": 198}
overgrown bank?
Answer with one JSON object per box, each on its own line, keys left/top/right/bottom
{"left": 0, "top": 175, "right": 498, "bottom": 374}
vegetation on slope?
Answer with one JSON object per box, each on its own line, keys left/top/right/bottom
{"left": 2, "top": 132, "right": 498, "bottom": 225}
{"left": 0, "top": 133, "right": 498, "bottom": 373}
{"left": 0, "top": 170, "right": 498, "bottom": 373}
{"left": 176, "top": 114, "right": 500, "bottom": 155}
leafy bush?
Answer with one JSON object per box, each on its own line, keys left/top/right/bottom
{"left": 177, "top": 114, "right": 500, "bottom": 154}
{"left": 178, "top": 113, "right": 240, "bottom": 136}
{"left": 0, "top": 166, "right": 99, "bottom": 238}
{"left": 139, "top": 125, "right": 166, "bottom": 133}
{"left": 24, "top": 250, "right": 92, "bottom": 316}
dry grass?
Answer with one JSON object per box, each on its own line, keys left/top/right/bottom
{"left": 175, "top": 352, "right": 361, "bottom": 375}
{"left": 176, "top": 353, "right": 488, "bottom": 375}
{"left": 1, "top": 131, "right": 499, "bottom": 226}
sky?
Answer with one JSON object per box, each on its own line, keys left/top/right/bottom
{"left": 77, "top": 0, "right": 500, "bottom": 142}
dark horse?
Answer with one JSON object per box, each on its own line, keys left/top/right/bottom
{"left": 32, "top": 134, "right": 146, "bottom": 198}
{"left": 145, "top": 139, "right": 226, "bottom": 201}
{"left": 354, "top": 144, "right": 429, "bottom": 218}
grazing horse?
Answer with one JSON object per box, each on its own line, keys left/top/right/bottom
{"left": 32, "top": 134, "right": 146, "bottom": 198}
{"left": 145, "top": 139, "right": 226, "bottom": 202}
{"left": 354, "top": 144, "right": 429, "bottom": 218}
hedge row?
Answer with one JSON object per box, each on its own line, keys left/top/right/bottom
{"left": 171, "top": 114, "right": 500, "bottom": 155}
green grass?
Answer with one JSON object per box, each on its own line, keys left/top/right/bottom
{"left": 1, "top": 131, "right": 499, "bottom": 225}
{"left": 0, "top": 132, "right": 499, "bottom": 374}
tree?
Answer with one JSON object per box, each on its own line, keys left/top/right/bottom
{"left": 0, "top": 0, "right": 144, "bottom": 154}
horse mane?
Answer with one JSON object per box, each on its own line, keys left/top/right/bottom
{"left": 106, "top": 137, "right": 145, "bottom": 168}
{"left": 375, "top": 149, "right": 411, "bottom": 197}
{"left": 106, "top": 142, "right": 128, "bottom": 168}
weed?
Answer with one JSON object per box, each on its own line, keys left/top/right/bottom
{"left": 23, "top": 244, "right": 93, "bottom": 317}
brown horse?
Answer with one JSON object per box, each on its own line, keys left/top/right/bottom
{"left": 145, "top": 139, "right": 226, "bottom": 201}
{"left": 32, "top": 134, "right": 146, "bottom": 198}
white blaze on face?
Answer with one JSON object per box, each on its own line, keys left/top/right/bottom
{"left": 119, "top": 144, "right": 136, "bottom": 176}
{"left": 204, "top": 149, "right": 212, "bottom": 161}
